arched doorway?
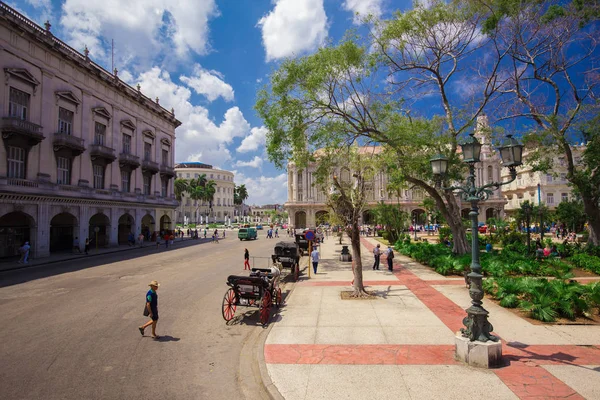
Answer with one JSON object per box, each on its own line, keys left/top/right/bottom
{"left": 485, "top": 208, "right": 495, "bottom": 222}
{"left": 362, "top": 210, "right": 375, "bottom": 225}
{"left": 411, "top": 209, "right": 426, "bottom": 225}
{"left": 0, "top": 211, "right": 34, "bottom": 259}
{"left": 118, "top": 214, "right": 134, "bottom": 245}
{"left": 160, "top": 215, "right": 171, "bottom": 232}
{"left": 461, "top": 208, "right": 471, "bottom": 219}
{"left": 141, "top": 214, "right": 155, "bottom": 241}
{"left": 294, "top": 211, "right": 306, "bottom": 228}
{"left": 50, "top": 212, "right": 77, "bottom": 252}
{"left": 315, "top": 210, "right": 329, "bottom": 226}
{"left": 89, "top": 213, "right": 110, "bottom": 248}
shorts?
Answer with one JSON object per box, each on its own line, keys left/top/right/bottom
{"left": 151, "top": 309, "right": 159, "bottom": 321}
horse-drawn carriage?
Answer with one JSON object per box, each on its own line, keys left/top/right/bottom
{"left": 271, "top": 241, "right": 301, "bottom": 281}
{"left": 221, "top": 267, "right": 282, "bottom": 325}
{"left": 294, "top": 233, "right": 309, "bottom": 256}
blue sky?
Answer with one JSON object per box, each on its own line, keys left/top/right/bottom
{"left": 12, "top": 0, "right": 411, "bottom": 205}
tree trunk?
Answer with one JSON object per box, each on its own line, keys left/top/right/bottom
{"left": 583, "top": 197, "right": 600, "bottom": 246}
{"left": 350, "top": 219, "right": 368, "bottom": 296}
{"left": 443, "top": 193, "right": 470, "bottom": 255}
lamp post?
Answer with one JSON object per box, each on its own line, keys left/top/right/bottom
{"left": 430, "top": 132, "right": 523, "bottom": 345}
{"left": 537, "top": 183, "right": 544, "bottom": 241}
{"left": 522, "top": 201, "right": 532, "bottom": 254}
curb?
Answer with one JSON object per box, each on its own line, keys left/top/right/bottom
{"left": 238, "top": 259, "right": 307, "bottom": 400}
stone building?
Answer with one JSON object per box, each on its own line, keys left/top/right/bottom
{"left": 0, "top": 4, "right": 181, "bottom": 259}
{"left": 501, "top": 148, "right": 585, "bottom": 214}
{"left": 285, "top": 117, "right": 506, "bottom": 228}
{"left": 174, "top": 162, "right": 235, "bottom": 224}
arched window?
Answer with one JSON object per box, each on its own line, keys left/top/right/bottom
{"left": 487, "top": 165, "right": 493, "bottom": 183}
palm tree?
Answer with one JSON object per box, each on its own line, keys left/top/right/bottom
{"left": 237, "top": 184, "right": 248, "bottom": 204}
{"left": 174, "top": 178, "right": 188, "bottom": 202}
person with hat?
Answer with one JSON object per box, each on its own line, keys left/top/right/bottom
{"left": 372, "top": 243, "right": 381, "bottom": 270}
{"left": 139, "top": 280, "right": 160, "bottom": 339}
{"left": 386, "top": 245, "right": 394, "bottom": 272}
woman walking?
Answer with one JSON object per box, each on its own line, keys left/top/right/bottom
{"left": 244, "top": 248, "right": 250, "bottom": 270}
{"left": 139, "top": 280, "right": 160, "bottom": 339}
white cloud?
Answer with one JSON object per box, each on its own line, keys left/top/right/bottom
{"left": 235, "top": 156, "right": 263, "bottom": 169}
{"left": 60, "top": 0, "right": 219, "bottom": 68}
{"left": 180, "top": 64, "right": 234, "bottom": 102}
{"left": 130, "top": 67, "right": 252, "bottom": 166}
{"left": 233, "top": 171, "right": 288, "bottom": 204}
{"left": 258, "top": 0, "right": 328, "bottom": 61}
{"left": 237, "top": 126, "right": 268, "bottom": 153}
{"left": 342, "top": 0, "right": 383, "bottom": 24}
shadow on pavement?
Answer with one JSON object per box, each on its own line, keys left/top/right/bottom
{"left": 155, "top": 335, "right": 180, "bottom": 342}
{"left": 0, "top": 238, "right": 213, "bottom": 289}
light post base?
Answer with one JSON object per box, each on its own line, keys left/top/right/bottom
{"left": 455, "top": 334, "right": 503, "bottom": 368}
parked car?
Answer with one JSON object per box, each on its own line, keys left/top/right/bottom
{"left": 256, "top": 225, "right": 263, "bottom": 230}
{"left": 478, "top": 224, "right": 488, "bottom": 234}
{"left": 238, "top": 227, "right": 258, "bottom": 240}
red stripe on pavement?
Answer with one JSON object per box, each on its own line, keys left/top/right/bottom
{"left": 495, "top": 365, "right": 585, "bottom": 399}
{"left": 264, "top": 344, "right": 458, "bottom": 365}
{"left": 505, "top": 344, "right": 600, "bottom": 365}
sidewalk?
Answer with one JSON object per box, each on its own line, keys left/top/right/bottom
{"left": 0, "top": 235, "right": 211, "bottom": 272}
{"left": 263, "top": 236, "right": 600, "bottom": 399}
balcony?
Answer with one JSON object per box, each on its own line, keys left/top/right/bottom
{"left": 1, "top": 117, "right": 44, "bottom": 148}
{"left": 89, "top": 144, "right": 117, "bottom": 163}
{"left": 119, "top": 152, "right": 141, "bottom": 170}
{"left": 53, "top": 132, "right": 85, "bottom": 156}
{"left": 160, "top": 164, "right": 176, "bottom": 178}
{"left": 141, "top": 159, "right": 160, "bottom": 174}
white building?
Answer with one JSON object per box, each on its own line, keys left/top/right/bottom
{"left": 501, "top": 149, "right": 584, "bottom": 214}
{"left": 0, "top": 4, "right": 181, "bottom": 259}
{"left": 285, "top": 117, "right": 506, "bottom": 228}
{"left": 174, "top": 162, "right": 235, "bottom": 224}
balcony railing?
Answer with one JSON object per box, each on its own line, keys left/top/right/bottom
{"left": 119, "top": 152, "right": 141, "bottom": 169}
{"left": 89, "top": 144, "right": 116, "bottom": 163}
{"left": 1, "top": 117, "right": 44, "bottom": 146}
{"left": 159, "top": 164, "right": 176, "bottom": 178}
{"left": 7, "top": 178, "right": 39, "bottom": 188}
{"left": 141, "top": 159, "right": 160, "bottom": 174}
{"left": 53, "top": 132, "right": 85, "bottom": 156}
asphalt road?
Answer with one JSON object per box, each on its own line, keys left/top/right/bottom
{"left": 0, "top": 232, "right": 291, "bottom": 400}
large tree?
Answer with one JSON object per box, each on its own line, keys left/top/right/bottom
{"left": 474, "top": 0, "right": 600, "bottom": 244}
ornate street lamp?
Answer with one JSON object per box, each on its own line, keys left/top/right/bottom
{"left": 522, "top": 201, "right": 532, "bottom": 253}
{"left": 430, "top": 132, "right": 523, "bottom": 348}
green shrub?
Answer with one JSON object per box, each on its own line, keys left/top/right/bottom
{"left": 502, "top": 231, "right": 526, "bottom": 247}
{"left": 570, "top": 253, "right": 600, "bottom": 274}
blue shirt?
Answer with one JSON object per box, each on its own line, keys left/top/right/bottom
{"left": 146, "top": 289, "right": 158, "bottom": 311}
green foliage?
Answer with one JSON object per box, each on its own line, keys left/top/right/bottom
{"left": 570, "top": 253, "right": 600, "bottom": 274}
{"left": 486, "top": 276, "right": 594, "bottom": 322}
{"left": 555, "top": 200, "right": 587, "bottom": 233}
{"left": 373, "top": 204, "right": 408, "bottom": 243}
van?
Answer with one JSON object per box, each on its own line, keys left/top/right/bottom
{"left": 238, "top": 227, "right": 257, "bottom": 241}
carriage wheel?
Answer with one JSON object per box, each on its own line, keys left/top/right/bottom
{"left": 294, "top": 263, "right": 300, "bottom": 281}
{"left": 260, "top": 291, "right": 272, "bottom": 325}
{"left": 222, "top": 288, "right": 237, "bottom": 322}
{"left": 275, "top": 288, "right": 282, "bottom": 308}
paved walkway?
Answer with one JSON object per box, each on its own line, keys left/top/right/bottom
{"left": 263, "top": 236, "right": 600, "bottom": 399}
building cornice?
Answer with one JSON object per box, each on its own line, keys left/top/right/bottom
{"left": 0, "top": 2, "right": 182, "bottom": 129}
{"left": 0, "top": 192, "right": 177, "bottom": 210}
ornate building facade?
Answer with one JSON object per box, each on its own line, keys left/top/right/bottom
{"left": 174, "top": 162, "right": 235, "bottom": 224}
{"left": 285, "top": 117, "right": 506, "bottom": 228}
{"left": 0, "top": 4, "right": 181, "bottom": 259}
{"left": 501, "top": 149, "right": 584, "bottom": 214}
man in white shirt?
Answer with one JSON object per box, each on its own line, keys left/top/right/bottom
{"left": 373, "top": 244, "right": 381, "bottom": 270}
{"left": 311, "top": 246, "right": 320, "bottom": 274}
{"left": 386, "top": 246, "right": 394, "bottom": 271}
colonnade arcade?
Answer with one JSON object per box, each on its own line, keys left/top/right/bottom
{"left": 0, "top": 199, "right": 172, "bottom": 259}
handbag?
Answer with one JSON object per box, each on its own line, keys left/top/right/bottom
{"left": 143, "top": 304, "right": 150, "bottom": 317}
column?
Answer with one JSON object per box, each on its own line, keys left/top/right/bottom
{"left": 36, "top": 203, "right": 50, "bottom": 258}
{"left": 109, "top": 207, "right": 119, "bottom": 246}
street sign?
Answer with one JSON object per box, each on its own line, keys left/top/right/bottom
{"left": 305, "top": 230, "right": 315, "bottom": 241}
{"left": 316, "top": 228, "right": 322, "bottom": 234}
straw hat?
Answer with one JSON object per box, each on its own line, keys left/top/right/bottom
{"left": 148, "top": 280, "right": 160, "bottom": 287}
